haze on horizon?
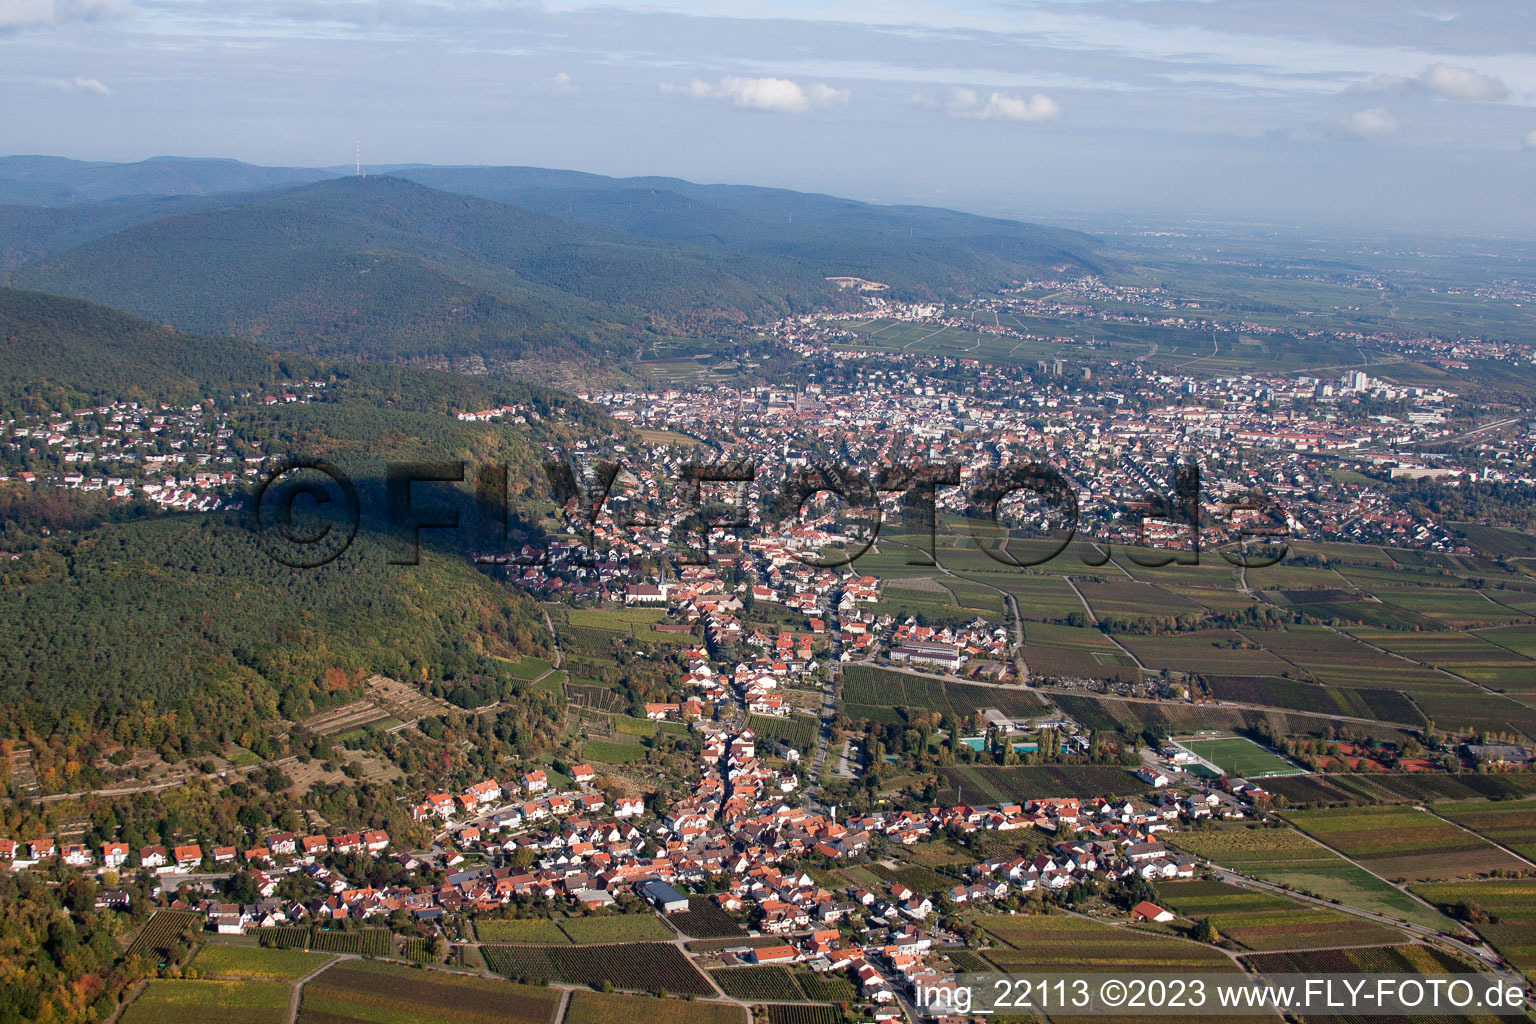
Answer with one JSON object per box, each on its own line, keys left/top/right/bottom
{"left": 3, "top": 0, "right": 1535, "bottom": 238}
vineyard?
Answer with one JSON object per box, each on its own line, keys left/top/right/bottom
{"left": 122, "top": 979, "right": 289, "bottom": 1024}
{"left": 298, "top": 959, "right": 563, "bottom": 1024}
{"left": 1429, "top": 798, "right": 1536, "bottom": 859}
{"left": 555, "top": 913, "right": 675, "bottom": 944}
{"left": 1413, "top": 879, "right": 1536, "bottom": 979}
{"left": 711, "top": 966, "right": 804, "bottom": 1001}
{"left": 475, "top": 917, "right": 573, "bottom": 944}
{"left": 937, "top": 764, "right": 1146, "bottom": 803}
{"left": 1284, "top": 805, "right": 1526, "bottom": 881}
{"left": 1154, "top": 879, "right": 1404, "bottom": 951}
{"left": 190, "top": 943, "right": 333, "bottom": 980}
{"left": 709, "top": 964, "right": 859, "bottom": 1003}
{"left": 747, "top": 713, "right": 818, "bottom": 752}
{"left": 565, "top": 989, "right": 746, "bottom": 1024}
{"left": 1241, "top": 944, "right": 1470, "bottom": 975}
{"left": 668, "top": 897, "right": 748, "bottom": 939}
{"left": 399, "top": 936, "right": 434, "bottom": 962}
{"left": 482, "top": 942, "right": 714, "bottom": 995}
{"left": 762, "top": 1004, "right": 842, "bottom": 1024}
{"left": 973, "top": 914, "right": 1237, "bottom": 972}
{"left": 1163, "top": 824, "right": 1456, "bottom": 930}
{"left": 126, "top": 909, "right": 204, "bottom": 964}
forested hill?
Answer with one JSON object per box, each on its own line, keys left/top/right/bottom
{"left": 0, "top": 155, "right": 334, "bottom": 206}
{"left": 0, "top": 164, "right": 1104, "bottom": 366}
{"left": 395, "top": 164, "right": 1103, "bottom": 288}
{"left": 0, "top": 286, "right": 303, "bottom": 414}
{"left": 6, "top": 176, "right": 849, "bottom": 361}
{"left": 0, "top": 288, "right": 605, "bottom": 761}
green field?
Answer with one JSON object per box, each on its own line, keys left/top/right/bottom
{"left": 474, "top": 917, "right": 572, "bottom": 944}
{"left": 1163, "top": 825, "right": 1453, "bottom": 930}
{"left": 123, "top": 980, "right": 291, "bottom": 1024}
{"left": 192, "top": 943, "right": 335, "bottom": 980}
{"left": 556, "top": 913, "right": 676, "bottom": 944}
{"left": 1154, "top": 879, "right": 1404, "bottom": 951}
{"left": 1284, "top": 805, "right": 1528, "bottom": 882}
{"left": 1178, "top": 736, "right": 1304, "bottom": 778}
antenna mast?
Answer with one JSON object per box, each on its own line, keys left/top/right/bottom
{"left": 355, "top": 140, "right": 362, "bottom": 178}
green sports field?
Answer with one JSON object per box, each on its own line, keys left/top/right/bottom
{"left": 1179, "top": 736, "right": 1305, "bottom": 778}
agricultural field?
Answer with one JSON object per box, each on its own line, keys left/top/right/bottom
{"left": 1240, "top": 943, "right": 1470, "bottom": 976}
{"left": 760, "top": 1005, "right": 842, "bottom": 1024}
{"left": 298, "top": 959, "right": 563, "bottom": 1024}
{"left": 481, "top": 942, "right": 714, "bottom": 995}
{"left": 1427, "top": 799, "right": 1536, "bottom": 860}
{"left": 1163, "top": 824, "right": 1453, "bottom": 929}
{"left": 748, "top": 713, "right": 819, "bottom": 752}
{"left": 122, "top": 979, "right": 291, "bottom": 1024}
{"left": 710, "top": 966, "right": 805, "bottom": 1002}
{"left": 1177, "top": 736, "right": 1303, "bottom": 778}
{"left": 1076, "top": 580, "right": 1203, "bottom": 619}
{"left": 125, "top": 909, "right": 205, "bottom": 964}
{"left": 937, "top": 764, "right": 1147, "bottom": 803}
{"left": 839, "top": 665, "right": 1047, "bottom": 723}
{"left": 565, "top": 990, "right": 747, "bottom": 1024}
{"left": 474, "top": 917, "right": 572, "bottom": 944}
{"left": 1203, "top": 676, "right": 1423, "bottom": 725}
{"left": 1347, "top": 627, "right": 1536, "bottom": 691}
{"left": 973, "top": 914, "right": 1237, "bottom": 972}
{"left": 556, "top": 913, "right": 676, "bottom": 944}
{"left": 505, "top": 656, "right": 555, "bottom": 679}
{"left": 667, "top": 897, "right": 748, "bottom": 939}
{"left": 1413, "top": 878, "right": 1536, "bottom": 980}
{"left": 870, "top": 861, "right": 957, "bottom": 894}
{"left": 1284, "top": 805, "right": 1528, "bottom": 882}
{"left": 583, "top": 739, "right": 648, "bottom": 765}
{"left": 1153, "top": 879, "right": 1405, "bottom": 951}
{"left": 1117, "top": 631, "right": 1290, "bottom": 677}
{"left": 192, "top": 943, "right": 334, "bottom": 980}
{"left": 1235, "top": 625, "right": 1450, "bottom": 690}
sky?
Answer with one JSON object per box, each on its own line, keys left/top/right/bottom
{"left": 3, "top": 0, "right": 1535, "bottom": 236}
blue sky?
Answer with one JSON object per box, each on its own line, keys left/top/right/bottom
{"left": 4, "top": 0, "right": 1534, "bottom": 235}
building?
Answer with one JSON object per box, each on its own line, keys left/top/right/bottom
{"left": 640, "top": 879, "right": 689, "bottom": 913}
{"left": 1131, "top": 901, "right": 1175, "bottom": 923}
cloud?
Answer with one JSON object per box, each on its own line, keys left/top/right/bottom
{"left": 943, "top": 87, "right": 1060, "bottom": 123}
{"left": 1358, "top": 63, "right": 1507, "bottom": 102}
{"left": 1525, "top": 130, "right": 1536, "bottom": 150}
{"left": 0, "top": 0, "right": 130, "bottom": 31}
{"left": 63, "top": 74, "right": 109, "bottom": 94}
{"left": 552, "top": 71, "right": 574, "bottom": 93}
{"left": 662, "top": 76, "right": 848, "bottom": 114}
{"left": 1344, "top": 107, "right": 1397, "bottom": 141}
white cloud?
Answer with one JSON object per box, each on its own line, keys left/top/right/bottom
{"left": 66, "top": 74, "right": 109, "bottom": 94}
{"left": 1420, "top": 62, "right": 1507, "bottom": 101}
{"left": 943, "top": 87, "right": 1060, "bottom": 123}
{"left": 0, "top": 0, "right": 129, "bottom": 31}
{"left": 662, "top": 75, "right": 848, "bottom": 114}
{"left": 1359, "top": 63, "right": 1508, "bottom": 102}
{"left": 552, "top": 71, "right": 574, "bottom": 93}
{"left": 1525, "top": 130, "right": 1536, "bottom": 150}
{"left": 1344, "top": 107, "right": 1397, "bottom": 141}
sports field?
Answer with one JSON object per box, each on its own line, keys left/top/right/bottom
{"left": 1178, "top": 736, "right": 1304, "bottom": 778}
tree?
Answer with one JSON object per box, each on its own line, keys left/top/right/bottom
{"left": 1192, "top": 918, "right": 1219, "bottom": 944}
